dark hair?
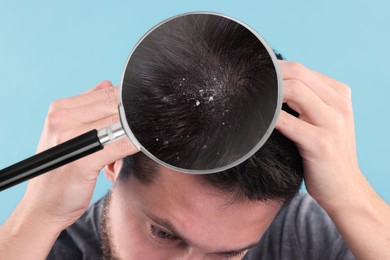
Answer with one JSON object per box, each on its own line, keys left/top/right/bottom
{"left": 120, "top": 14, "right": 303, "bottom": 203}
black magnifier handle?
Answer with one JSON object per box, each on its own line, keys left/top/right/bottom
{"left": 0, "top": 123, "right": 125, "bottom": 192}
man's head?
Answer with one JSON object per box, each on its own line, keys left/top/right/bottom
{"left": 102, "top": 160, "right": 292, "bottom": 259}
{"left": 101, "top": 14, "right": 303, "bottom": 259}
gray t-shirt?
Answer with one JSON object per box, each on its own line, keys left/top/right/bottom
{"left": 47, "top": 193, "right": 355, "bottom": 259}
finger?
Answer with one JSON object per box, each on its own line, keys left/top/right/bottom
{"left": 310, "top": 71, "right": 352, "bottom": 99}
{"left": 76, "top": 116, "right": 138, "bottom": 170}
{"left": 50, "top": 86, "right": 119, "bottom": 112}
{"left": 275, "top": 110, "right": 318, "bottom": 149}
{"left": 94, "top": 80, "right": 113, "bottom": 89}
{"left": 279, "top": 61, "right": 340, "bottom": 105}
{"left": 283, "top": 79, "right": 330, "bottom": 126}
{"left": 96, "top": 137, "right": 139, "bottom": 168}
{"left": 81, "top": 80, "right": 113, "bottom": 94}
{"left": 66, "top": 96, "right": 119, "bottom": 123}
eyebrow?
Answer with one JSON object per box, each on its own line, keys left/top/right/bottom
{"left": 145, "top": 211, "right": 258, "bottom": 255}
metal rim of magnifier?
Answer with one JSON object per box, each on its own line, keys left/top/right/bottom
{"left": 118, "top": 11, "right": 283, "bottom": 174}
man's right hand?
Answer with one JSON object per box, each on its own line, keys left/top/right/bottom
{"left": 22, "top": 80, "right": 138, "bottom": 228}
{"left": 0, "top": 81, "right": 138, "bottom": 260}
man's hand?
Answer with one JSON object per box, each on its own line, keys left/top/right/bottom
{"left": 23, "top": 80, "right": 138, "bottom": 227}
{"left": 276, "top": 61, "right": 390, "bottom": 259}
{"left": 0, "top": 81, "right": 138, "bottom": 259}
{"left": 276, "top": 61, "right": 359, "bottom": 209}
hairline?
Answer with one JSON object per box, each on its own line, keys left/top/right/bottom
{"left": 119, "top": 161, "right": 293, "bottom": 206}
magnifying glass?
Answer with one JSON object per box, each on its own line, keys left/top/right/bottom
{"left": 0, "top": 12, "right": 282, "bottom": 191}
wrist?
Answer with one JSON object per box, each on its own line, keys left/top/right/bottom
{"left": 308, "top": 168, "right": 367, "bottom": 212}
{"left": 316, "top": 173, "right": 384, "bottom": 220}
{"left": 21, "top": 182, "right": 90, "bottom": 230}
{"left": 314, "top": 176, "right": 390, "bottom": 260}
{"left": 0, "top": 199, "right": 65, "bottom": 259}
{"left": 9, "top": 198, "right": 67, "bottom": 236}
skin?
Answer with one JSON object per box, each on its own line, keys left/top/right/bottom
{"left": 0, "top": 62, "right": 389, "bottom": 259}
{"left": 101, "top": 163, "right": 280, "bottom": 259}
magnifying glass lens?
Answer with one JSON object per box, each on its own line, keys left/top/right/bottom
{"left": 121, "top": 13, "right": 281, "bottom": 173}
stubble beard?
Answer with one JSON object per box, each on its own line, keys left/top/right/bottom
{"left": 100, "top": 190, "right": 121, "bottom": 260}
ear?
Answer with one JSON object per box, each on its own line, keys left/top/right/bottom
{"left": 104, "top": 160, "right": 123, "bottom": 183}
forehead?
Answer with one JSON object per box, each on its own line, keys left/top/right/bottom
{"left": 115, "top": 166, "right": 281, "bottom": 251}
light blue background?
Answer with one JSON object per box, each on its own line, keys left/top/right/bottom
{"left": 1, "top": 1, "right": 389, "bottom": 224}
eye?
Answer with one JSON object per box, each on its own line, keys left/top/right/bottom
{"left": 149, "top": 224, "right": 179, "bottom": 242}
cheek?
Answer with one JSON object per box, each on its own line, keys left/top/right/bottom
{"left": 108, "top": 194, "right": 181, "bottom": 259}
{"left": 108, "top": 195, "right": 154, "bottom": 259}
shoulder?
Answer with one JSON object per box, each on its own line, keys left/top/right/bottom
{"left": 47, "top": 198, "right": 105, "bottom": 260}
{"left": 244, "top": 193, "right": 355, "bottom": 260}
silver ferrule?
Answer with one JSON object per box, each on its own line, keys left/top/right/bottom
{"left": 97, "top": 122, "right": 126, "bottom": 146}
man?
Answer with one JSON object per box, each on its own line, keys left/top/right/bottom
{"left": 1, "top": 15, "right": 389, "bottom": 259}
